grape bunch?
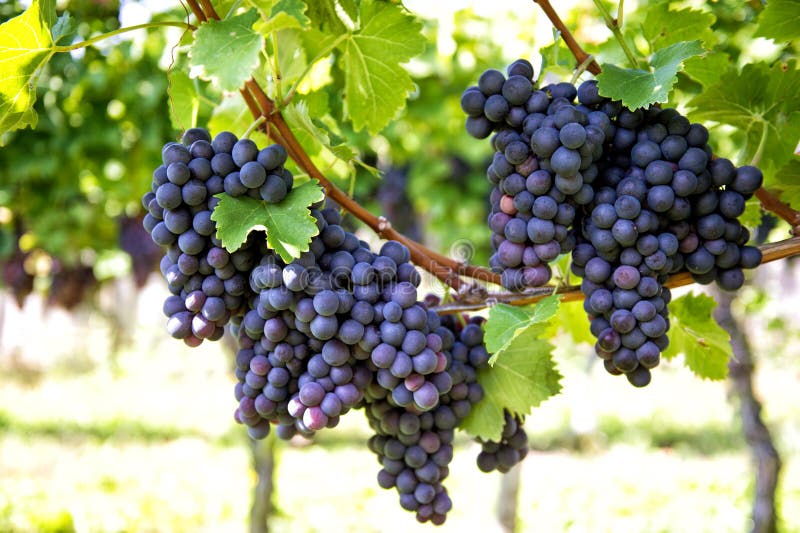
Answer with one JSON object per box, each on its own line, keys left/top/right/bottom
{"left": 567, "top": 83, "right": 763, "bottom": 386}
{"left": 475, "top": 411, "right": 528, "bottom": 473}
{"left": 142, "top": 128, "right": 270, "bottom": 346}
{"left": 230, "top": 205, "right": 444, "bottom": 439}
{"left": 364, "top": 307, "right": 490, "bottom": 524}
{"left": 142, "top": 128, "right": 525, "bottom": 525}
{"left": 464, "top": 59, "right": 608, "bottom": 290}
{"left": 463, "top": 64, "right": 762, "bottom": 387}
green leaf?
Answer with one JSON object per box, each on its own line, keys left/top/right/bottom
{"left": 210, "top": 181, "right": 325, "bottom": 261}
{"left": 756, "top": 0, "right": 800, "bottom": 42}
{"left": 260, "top": 0, "right": 310, "bottom": 33}
{"left": 51, "top": 11, "right": 76, "bottom": 44}
{"left": 553, "top": 299, "right": 594, "bottom": 346}
{"left": 168, "top": 71, "right": 198, "bottom": 130}
{"left": 0, "top": 0, "right": 56, "bottom": 137}
{"left": 189, "top": 9, "right": 263, "bottom": 92}
{"left": 484, "top": 304, "right": 536, "bottom": 353}
{"left": 208, "top": 95, "right": 268, "bottom": 147}
{"left": 484, "top": 296, "right": 559, "bottom": 362}
{"left": 307, "top": 0, "right": 347, "bottom": 32}
{"left": 687, "top": 61, "right": 800, "bottom": 177}
{"left": 739, "top": 197, "right": 764, "bottom": 229}
{"left": 275, "top": 28, "right": 308, "bottom": 86}
{"left": 338, "top": 0, "right": 358, "bottom": 22}
{"left": 663, "top": 293, "right": 731, "bottom": 380}
{"left": 596, "top": 40, "right": 704, "bottom": 110}
{"left": 683, "top": 51, "right": 731, "bottom": 88}
{"left": 282, "top": 101, "right": 355, "bottom": 178}
{"left": 461, "top": 326, "right": 561, "bottom": 441}
{"left": 772, "top": 156, "right": 800, "bottom": 208}
{"left": 339, "top": 0, "right": 425, "bottom": 133}
{"left": 642, "top": 3, "right": 717, "bottom": 50}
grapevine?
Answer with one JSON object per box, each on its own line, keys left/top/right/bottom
{"left": 1, "top": 0, "right": 799, "bottom": 529}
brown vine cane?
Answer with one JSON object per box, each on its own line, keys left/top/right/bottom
{"left": 186, "top": 0, "right": 800, "bottom": 312}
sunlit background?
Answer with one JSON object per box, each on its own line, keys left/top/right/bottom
{"left": 1, "top": 0, "right": 799, "bottom": 532}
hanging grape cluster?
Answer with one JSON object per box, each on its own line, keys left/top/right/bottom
{"left": 463, "top": 59, "right": 762, "bottom": 387}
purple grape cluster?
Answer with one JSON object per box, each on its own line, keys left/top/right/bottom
{"left": 464, "top": 64, "right": 763, "bottom": 386}
{"left": 475, "top": 411, "right": 528, "bottom": 473}
{"left": 143, "top": 130, "right": 525, "bottom": 524}
{"left": 142, "top": 128, "right": 273, "bottom": 346}
{"left": 464, "top": 60, "right": 609, "bottom": 290}
{"left": 569, "top": 82, "right": 763, "bottom": 386}
{"left": 364, "top": 308, "right": 489, "bottom": 524}
{"left": 229, "top": 206, "right": 446, "bottom": 439}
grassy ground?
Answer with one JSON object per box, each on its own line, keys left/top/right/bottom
{"left": 1, "top": 280, "right": 799, "bottom": 532}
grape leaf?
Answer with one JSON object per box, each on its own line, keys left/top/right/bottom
{"left": 259, "top": 0, "right": 310, "bottom": 33}
{"left": 461, "top": 326, "right": 561, "bottom": 441}
{"left": 663, "top": 292, "right": 731, "bottom": 380}
{"left": 739, "top": 197, "right": 764, "bottom": 229}
{"left": 596, "top": 40, "right": 704, "bottom": 110}
{"left": 168, "top": 71, "right": 198, "bottom": 130}
{"left": 552, "top": 299, "right": 594, "bottom": 346}
{"left": 483, "top": 296, "right": 559, "bottom": 362}
{"left": 0, "top": 0, "right": 56, "bottom": 138}
{"left": 683, "top": 51, "right": 731, "bottom": 88}
{"left": 772, "top": 156, "right": 800, "bottom": 208}
{"left": 189, "top": 9, "right": 263, "bottom": 92}
{"left": 339, "top": 0, "right": 425, "bottom": 133}
{"left": 687, "top": 61, "right": 800, "bottom": 180}
{"left": 51, "top": 11, "right": 76, "bottom": 44}
{"left": 338, "top": 0, "right": 358, "bottom": 22}
{"left": 211, "top": 181, "right": 324, "bottom": 261}
{"left": 307, "top": 0, "right": 347, "bottom": 32}
{"left": 755, "top": 0, "right": 800, "bottom": 42}
{"left": 642, "top": 3, "right": 717, "bottom": 50}
{"left": 282, "top": 101, "right": 356, "bottom": 179}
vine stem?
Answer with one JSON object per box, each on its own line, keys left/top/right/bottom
{"left": 53, "top": 21, "right": 195, "bottom": 52}
{"left": 183, "top": 0, "right": 498, "bottom": 291}
{"left": 532, "top": 0, "right": 601, "bottom": 75}
{"left": 188, "top": 0, "right": 800, "bottom": 304}
{"left": 591, "top": 0, "right": 639, "bottom": 69}
{"left": 241, "top": 116, "right": 266, "bottom": 139}
{"left": 431, "top": 236, "right": 800, "bottom": 314}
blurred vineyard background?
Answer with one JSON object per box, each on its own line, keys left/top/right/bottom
{"left": 1, "top": 0, "right": 799, "bottom": 531}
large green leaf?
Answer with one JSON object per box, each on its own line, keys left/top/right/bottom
{"left": 189, "top": 9, "right": 263, "bottom": 92}
{"left": 210, "top": 181, "right": 324, "bottom": 261}
{"left": 0, "top": 0, "right": 56, "bottom": 138}
{"left": 168, "top": 71, "right": 198, "bottom": 130}
{"left": 755, "top": 0, "right": 800, "bottom": 43}
{"left": 461, "top": 296, "right": 561, "bottom": 441}
{"left": 339, "top": 0, "right": 425, "bottom": 133}
{"left": 642, "top": 3, "right": 717, "bottom": 50}
{"left": 483, "top": 296, "right": 559, "bottom": 361}
{"left": 683, "top": 51, "right": 731, "bottom": 88}
{"left": 461, "top": 326, "right": 562, "bottom": 441}
{"left": 687, "top": 61, "right": 800, "bottom": 179}
{"left": 772, "top": 156, "right": 800, "bottom": 208}
{"left": 596, "top": 40, "right": 704, "bottom": 110}
{"left": 268, "top": 0, "right": 310, "bottom": 32}
{"left": 663, "top": 292, "right": 731, "bottom": 380}
{"left": 306, "top": 0, "right": 347, "bottom": 33}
